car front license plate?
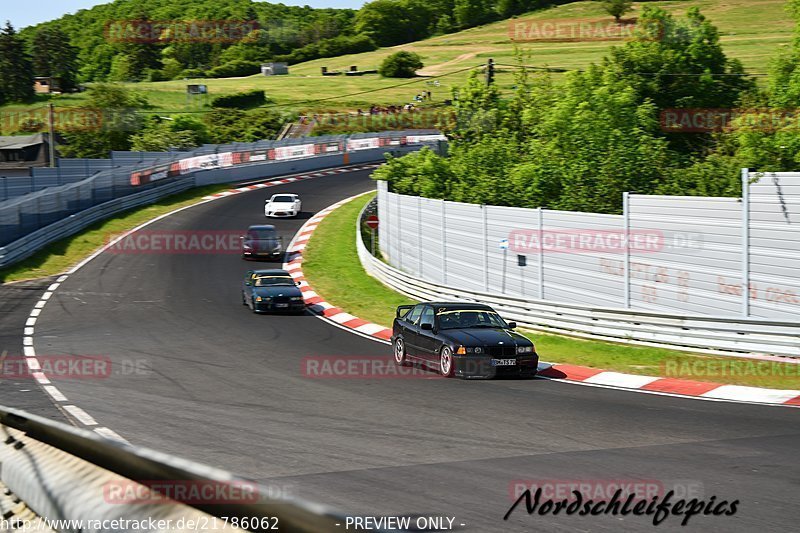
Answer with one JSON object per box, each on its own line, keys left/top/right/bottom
{"left": 275, "top": 303, "right": 289, "bottom": 308}
{"left": 491, "top": 358, "right": 516, "bottom": 366}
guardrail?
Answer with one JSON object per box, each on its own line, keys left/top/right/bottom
{"left": 0, "top": 179, "right": 193, "bottom": 268}
{"left": 0, "top": 131, "right": 446, "bottom": 269}
{"left": 356, "top": 200, "right": 800, "bottom": 359}
{"left": 0, "top": 405, "right": 364, "bottom": 532}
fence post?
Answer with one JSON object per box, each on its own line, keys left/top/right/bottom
{"left": 537, "top": 207, "right": 544, "bottom": 299}
{"left": 623, "top": 192, "right": 631, "bottom": 308}
{"left": 397, "top": 192, "right": 403, "bottom": 271}
{"left": 418, "top": 195, "right": 423, "bottom": 277}
{"left": 482, "top": 205, "right": 488, "bottom": 292}
{"left": 741, "top": 168, "right": 750, "bottom": 317}
{"left": 441, "top": 200, "right": 447, "bottom": 285}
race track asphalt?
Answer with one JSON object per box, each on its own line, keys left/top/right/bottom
{"left": 23, "top": 169, "right": 800, "bottom": 532}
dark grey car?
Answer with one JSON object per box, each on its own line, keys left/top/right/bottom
{"left": 241, "top": 225, "right": 283, "bottom": 261}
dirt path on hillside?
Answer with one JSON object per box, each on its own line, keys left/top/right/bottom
{"left": 417, "top": 49, "right": 496, "bottom": 76}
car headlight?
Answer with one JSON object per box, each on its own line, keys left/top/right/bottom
{"left": 290, "top": 296, "right": 302, "bottom": 301}
{"left": 516, "top": 346, "right": 534, "bottom": 354}
{"left": 464, "top": 346, "right": 483, "bottom": 354}
{"left": 255, "top": 296, "right": 262, "bottom": 302}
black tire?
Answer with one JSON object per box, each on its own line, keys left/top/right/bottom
{"left": 393, "top": 337, "right": 409, "bottom": 367}
{"left": 439, "top": 346, "right": 455, "bottom": 377}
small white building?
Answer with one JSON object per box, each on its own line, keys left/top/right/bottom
{"left": 261, "top": 62, "right": 289, "bottom": 76}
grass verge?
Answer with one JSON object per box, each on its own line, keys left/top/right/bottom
{"left": 302, "top": 194, "right": 800, "bottom": 390}
{"left": 0, "top": 183, "right": 233, "bottom": 283}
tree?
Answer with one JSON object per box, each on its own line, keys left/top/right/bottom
{"left": 379, "top": 51, "right": 423, "bottom": 78}
{"left": 130, "top": 124, "right": 199, "bottom": 151}
{"left": 59, "top": 84, "right": 148, "bottom": 158}
{"left": 0, "top": 22, "right": 34, "bottom": 105}
{"left": 454, "top": 0, "right": 495, "bottom": 29}
{"left": 355, "top": 0, "right": 433, "bottom": 46}
{"left": 31, "top": 26, "right": 78, "bottom": 91}
{"left": 602, "top": 0, "right": 633, "bottom": 23}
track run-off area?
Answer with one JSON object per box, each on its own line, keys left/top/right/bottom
{"left": 19, "top": 168, "right": 800, "bottom": 532}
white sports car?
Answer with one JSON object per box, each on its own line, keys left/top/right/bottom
{"left": 265, "top": 193, "right": 302, "bottom": 218}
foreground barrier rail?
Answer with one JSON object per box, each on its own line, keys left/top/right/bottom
{"left": 0, "top": 405, "right": 374, "bottom": 532}
{"left": 356, "top": 201, "right": 800, "bottom": 359}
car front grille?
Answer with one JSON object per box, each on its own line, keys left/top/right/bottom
{"left": 486, "top": 346, "right": 516, "bottom": 357}
{"left": 273, "top": 296, "right": 290, "bottom": 304}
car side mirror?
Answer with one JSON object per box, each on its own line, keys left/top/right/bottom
{"left": 420, "top": 323, "right": 433, "bottom": 331}
{"left": 296, "top": 281, "right": 301, "bottom": 286}
{"left": 507, "top": 322, "right": 517, "bottom": 329}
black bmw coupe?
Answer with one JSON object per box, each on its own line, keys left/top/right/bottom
{"left": 242, "top": 269, "right": 305, "bottom": 314}
{"left": 391, "top": 302, "right": 539, "bottom": 378}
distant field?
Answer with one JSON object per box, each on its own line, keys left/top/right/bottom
{"left": 0, "top": 0, "right": 792, "bottom": 117}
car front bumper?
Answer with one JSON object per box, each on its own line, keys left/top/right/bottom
{"left": 266, "top": 211, "right": 297, "bottom": 217}
{"left": 243, "top": 250, "right": 282, "bottom": 259}
{"left": 253, "top": 301, "right": 306, "bottom": 313}
{"left": 454, "top": 354, "right": 539, "bottom": 379}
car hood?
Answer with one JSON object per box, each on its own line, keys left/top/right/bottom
{"left": 441, "top": 328, "right": 532, "bottom": 347}
{"left": 252, "top": 285, "right": 302, "bottom": 297}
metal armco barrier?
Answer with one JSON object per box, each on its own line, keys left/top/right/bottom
{"left": 0, "top": 405, "right": 370, "bottom": 533}
{"left": 356, "top": 201, "right": 800, "bottom": 359}
{"left": 0, "top": 180, "right": 193, "bottom": 268}
{"left": 0, "top": 131, "right": 446, "bottom": 268}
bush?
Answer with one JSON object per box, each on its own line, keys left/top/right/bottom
{"left": 206, "top": 60, "right": 261, "bottom": 78}
{"left": 211, "top": 89, "right": 269, "bottom": 109}
{"left": 379, "top": 51, "right": 423, "bottom": 78}
{"left": 179, "top": 68, "right": 207, "bottom": 79}
{"left": 272, "top": 34, "right": 378, "bottom": 65}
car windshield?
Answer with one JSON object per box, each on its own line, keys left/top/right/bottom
{"left": 272, "top": 196, "right": 294, "bottom": 202}
{"left": 248, "top": 229, "right": 276, "bottom": 239}
{"left": 437, "top": 309, "right": 508, "bottom": 329}
{"left": 254, "top": 276, "right": 294, "bottom": 286}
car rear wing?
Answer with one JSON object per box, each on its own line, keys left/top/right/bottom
{"left": 396, "top": 304, "right": 414, "bottom": 318}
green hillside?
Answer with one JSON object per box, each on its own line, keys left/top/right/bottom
{"left": 0, "top": 0, "right": 791, "bottom": 115}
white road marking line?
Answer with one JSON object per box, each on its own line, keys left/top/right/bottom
{"left": 41, "top": 291, "right": 53, "bottom": 300}
{"left": 26, "top": 358, "right": 41, "bottom": 371}
{"left": 23, "top": 346, "right": 35, "bottom": 357}
{"left": 23, "top": 336, "right": 33, "bottom": 346}
{"left": 47, "top": 283, "right": 60, "bottom": 291}
{"left": 63, "top": 405, "right": 97, "bottom": 425}
{"left": 24, "top": 327, "right": 34, "bottom": 335}
{"left": 94, "top": 427, "right": 129, "bottom": 444}
{"left": 34, "top": 300, "right": 46, "bottom": 309}
{"left": 44, "top": 386, "right": 68, "bottom": 402}
{"left": 25, "top": 317, "right": 37, "bottom": 326}
{"left": 33, "top": 372, "right": 50, "bottom": 384}
{"left": 57, "top": 275, "right": 69, "bottom": 282}
{"left": 30, "top": 308, "right": 41, "bottom": 317}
